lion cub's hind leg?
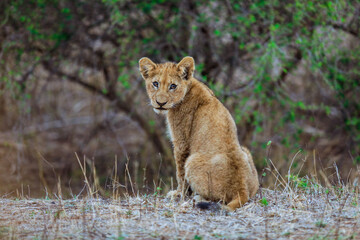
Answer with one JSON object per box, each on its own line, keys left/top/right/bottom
{"left": 225, "top": 192, "right": 250, "bottom": 211}
{"left": 186, "top": 153, "right": 251, "bottom": 211}
{"left": 166, "top": 190, "right": 181, "bottom": 200}
{"left": 185, "top": 153, "right": 229, "bottom": 201}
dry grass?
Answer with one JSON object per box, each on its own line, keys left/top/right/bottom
{"left": 0, "top": 183, "right": 359, "bottom": 239}
{"left": 1, "top": 153, "right": 359, "bottom": 239}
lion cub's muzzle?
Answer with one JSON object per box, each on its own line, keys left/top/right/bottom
{"left": 154, "top": 99, "right": 170, "bottom": 110}
{"left": 156, "top": 100, "right": 167, "bottom": 108}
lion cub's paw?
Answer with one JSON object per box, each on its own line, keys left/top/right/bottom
{"left": 193, "top": 194, "right": 206, "bottom": 202}
{"left": 166, "top": 190, "right": 182, "bottom": 199}
{"left": 222, "top": 205, "right": 235, "bottom": 212}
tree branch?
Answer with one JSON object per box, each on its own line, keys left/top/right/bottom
{"left": 331, "top": 22, "right": 359, "bottom": 38}
{"left": 42, "top": 60, "right": 172, "bottom": 161}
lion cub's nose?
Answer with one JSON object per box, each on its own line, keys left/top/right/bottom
{"left": 156, "top": 100, "right": 167, "bottom": 107}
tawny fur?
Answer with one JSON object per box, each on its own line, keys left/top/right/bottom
{"left": 139, "top": 56, "right": 259, "bottom": 211}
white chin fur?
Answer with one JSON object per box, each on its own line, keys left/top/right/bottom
{"left": 153, "top": 108, "right": 168, "bottom": 115}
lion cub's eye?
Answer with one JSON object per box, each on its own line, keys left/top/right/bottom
{"left": 152, "top": 81, "right": 159, "bottom": 88}
{"left": 169, "top": 84, "right": 177, "bottom": 90}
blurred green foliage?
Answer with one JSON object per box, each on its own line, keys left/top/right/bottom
{"left": 3, "top": 0, "right": 360, "bottom": 147}
{"left": 102, "top": 1, "right": 359, "bottom": 164}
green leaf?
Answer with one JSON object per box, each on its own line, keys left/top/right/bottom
{"left": 260, "top": 197, "right": 268, "bottom": 206}
{"left": 148, "top": 120, "right": 155, "bottom": 127}
{"left": 297, "top": 101, "right": 305, "bottom": 110}
{"left": 255, "top": 126, "right": 263, "bottom": 133}
{"left": 270, "top": 23, "right": 280, "bottom": 32}
{"left": 254, "top": 83, "right": 263, "bottom": 93}
{"left": 61, "top": 8, "right": 70, "bottom": 14}
{"left": 117, "top": 74, "right": 131, "bottom": 89}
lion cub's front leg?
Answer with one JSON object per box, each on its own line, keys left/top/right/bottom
{"left": 166, "top": 148, "right": 189, "bottom": 199}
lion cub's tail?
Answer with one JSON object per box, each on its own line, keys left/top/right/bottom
{"left": 195, "top": 201, "right": 221, "bottom": 211}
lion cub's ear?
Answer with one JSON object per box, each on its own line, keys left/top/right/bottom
{"left": 177, "top": 56, "right": 195, "bottom": 80}
{"left": 139, "top": 57, "right": 156, "bottom": 80}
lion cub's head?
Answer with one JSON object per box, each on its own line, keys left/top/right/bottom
{"left": 139, "top": 56, "right": 195, "bottom": 114}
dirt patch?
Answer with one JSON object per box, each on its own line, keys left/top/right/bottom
{"left": 0, "top": 187, "right": 359, "bottom": 239}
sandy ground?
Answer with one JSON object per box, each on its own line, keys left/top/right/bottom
{"left": 0, "top": 187, "right": 359, "bottom": 240}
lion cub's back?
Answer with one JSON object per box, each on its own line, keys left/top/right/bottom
{"left": 191, "top": 96, "right": 240, "bottom": 153}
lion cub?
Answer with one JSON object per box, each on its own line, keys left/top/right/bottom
{"left": 139, "top": 56, "right": 259, "bottom": 210}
